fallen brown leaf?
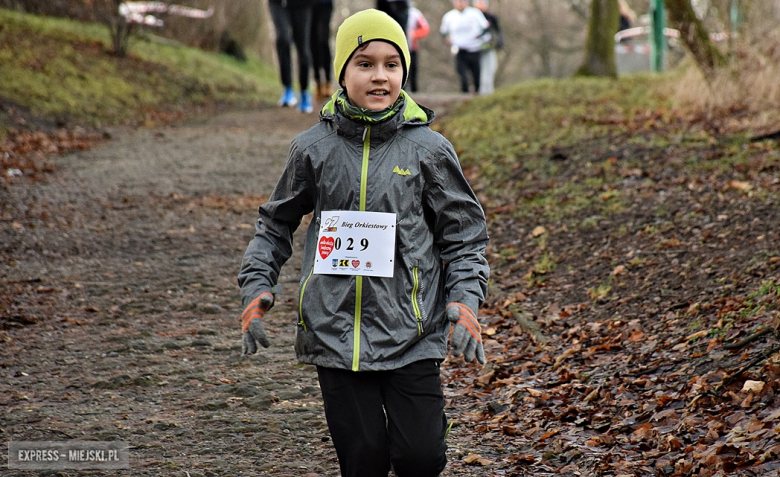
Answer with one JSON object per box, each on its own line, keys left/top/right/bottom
{"left": 463, "top": 453, "right": 493, "bottom": 466}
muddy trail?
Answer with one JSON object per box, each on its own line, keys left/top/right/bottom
{"left": 0, "top": 96, "right": 511, "bottom": 476}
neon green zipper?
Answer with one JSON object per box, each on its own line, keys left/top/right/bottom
{"left": 359, "top": 126, "right": 370, "bottom": 211}
{"left": 352, "top": 125, "right": 371, "bottom": 371}
{"left": 298, "top": 266, "right": 314, "bottom": 331}
{"left": 353, "top": 275, "right": 363, "bottom": 371}
{"left": 411, "top": 267, "right": 422, "bottom": 335}
{"left": 445, "top": 421, "right": 454, "bottom": 440}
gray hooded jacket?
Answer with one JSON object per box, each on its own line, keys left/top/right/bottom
{"left": 238, "top": 92, "right": 489, "bottom": 371}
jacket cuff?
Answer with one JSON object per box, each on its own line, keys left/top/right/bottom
{"left": 446, "top": 293, "right": 481, "bottom": 321}
{"left": 242, "top": 285, "right": 279, "bottom": 309}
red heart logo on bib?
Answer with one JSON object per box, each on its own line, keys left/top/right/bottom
{"left": 351, "top": 260, "right": 360, "bottom": 268}
{"left": 318, "top": 236, "right": 335, "bottom": 259}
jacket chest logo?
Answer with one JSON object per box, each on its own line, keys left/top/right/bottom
{"left": 392, "top": 165, "right": 411, "bottom": 176}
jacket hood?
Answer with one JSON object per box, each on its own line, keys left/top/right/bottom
{"left": 319, "top": 90, "right": 434, "bottom": 142}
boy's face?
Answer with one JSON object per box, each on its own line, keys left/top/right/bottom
{"left": 342, "top": 41, "right": 403, "bottom": 111}
{"left": 453, "top": 0, "right": 468, "bottom": 11}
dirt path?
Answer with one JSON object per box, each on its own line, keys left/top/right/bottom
{"left": 1, "top": 96, "right": 500, "bottom": 476}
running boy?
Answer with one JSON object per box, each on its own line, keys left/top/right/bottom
{"left": 238, "top": 9, "right": 489, "bottom": 477}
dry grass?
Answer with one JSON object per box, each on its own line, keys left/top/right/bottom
{"left": 671, "top": 30, "right": 780, "bottom": 137}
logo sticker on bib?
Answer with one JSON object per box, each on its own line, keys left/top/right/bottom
{"left": 318, "top": 236, "right": 335, "bottom": 259}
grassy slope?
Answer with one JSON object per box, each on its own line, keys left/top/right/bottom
{"left": 442, "top": 75, "right": 688, "bottom": 221}
{"left": 0, "top": 8, "right": 278, "bottom": 130}
{"left": 435, "top": 77, "right": 780, "bottom": 473}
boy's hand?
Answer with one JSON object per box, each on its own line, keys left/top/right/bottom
{"left": 446, "top": 302, "right": 486, "bottom": 365}
{"left": 241, "top": 292, "right": 274, "bottom": 355}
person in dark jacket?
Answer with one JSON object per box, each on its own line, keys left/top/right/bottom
{"left": 619, "top": 0, "right": 637, "bottom": 33}
{"left": 473, "top": 0, "right": 503, "bottom": 94}
{"left": 268, "top": 0, "right": 316, "bottom": 113}
{"left": 377, "top": 0, "right": 410, "bottom": 34}
{"left": 310, "top": 0, "right": 334, "bottom": 102}
{"left": 239, "top": 9, "right": 490, "bottom": 477}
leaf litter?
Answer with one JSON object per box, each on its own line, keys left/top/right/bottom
{"left": 1, "top": 89, "right": 780, "bottom": 476}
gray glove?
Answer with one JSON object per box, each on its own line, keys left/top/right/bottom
{"left": 446, "top": 302, "right": 486, "bottom": 365}
{"left": 241, "top": 292, "right": 274, "bottom": 355}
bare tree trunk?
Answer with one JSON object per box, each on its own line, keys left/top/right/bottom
{"left": 530, "top": 0, "right": 553, "bottom": 77}
{"left": 663, "top": 0, "right": 727, "bottom": 78}
{"left": 91, "top": 0, "right": 133, "bottom": 57}
{"left": 575, "top": 0, "right": 619, "bottom": 77}
{"left": 111, "top": 0, "right": 132, "bottom": 57}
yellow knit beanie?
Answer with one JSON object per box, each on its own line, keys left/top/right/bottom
{"left": 333, "top": 9, "right": 411, "bottom": 87}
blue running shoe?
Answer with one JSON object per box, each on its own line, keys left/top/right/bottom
{"left": 278, "top": 86, "right": 297, "bottom": 107}
{"left": 298, "top": 91, "right": 313, "bottom": 114}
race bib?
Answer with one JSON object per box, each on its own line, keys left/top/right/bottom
{"left": 313, "top": 211, "right": 396, "bottom": 277}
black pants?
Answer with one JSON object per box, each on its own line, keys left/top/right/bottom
{"left": 455, "top": 50, "right": 481, "bottom": 94}
{"left": 269, "top": 2, "right": 313, "bottom": 91}
{"left": 317, "top": 359, "right": 448, "bottom": 477}
{"left": 377, "top": 0, "right": 409, "bottom": 34}
{"left": 310, "top": 1, "right": 333, "bottom": 84}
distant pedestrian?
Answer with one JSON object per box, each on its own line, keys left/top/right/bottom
{"left": 268, "top": 0, "right": 316, "bottom": 113}
{"left": 473, "top": 0, "right": 503, "bottom": 95}
{"left": 377, "top": 0, "right": 410, "bottom": 34}
{"left": 440, "top": 0, "right": 490, "bottom": 94}
{"left": 311, "top": 0, "right": 334, "bottom": 102}
{"left": 619, "top": 0, "right": 637, "bottom": 32}
{"left": 406, "top": 3, "right": 430, "bottom": 93}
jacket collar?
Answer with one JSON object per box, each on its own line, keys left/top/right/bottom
{"left": 320, "top": 90, "right": 435, "bottom": 143}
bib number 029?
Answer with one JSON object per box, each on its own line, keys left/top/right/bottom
{"left": 335, "top": 237, "right": 369, "bottom": 251}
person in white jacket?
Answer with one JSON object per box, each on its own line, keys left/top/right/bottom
{"left": 440, "top": 0, "right": 490, "bottom": 94}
